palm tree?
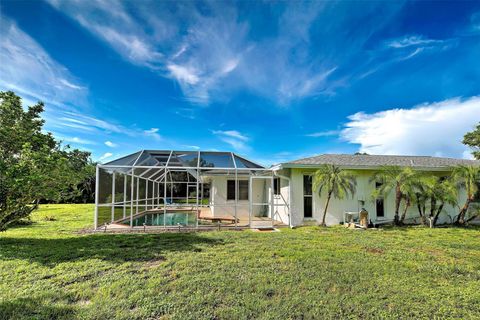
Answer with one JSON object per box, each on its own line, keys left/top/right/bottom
{"left": 451, "top": 165, "right": 480, "bottom": 224}
{"left": 429, "top": 178, "right": 458, "bottom": 226}
{"left": 399, "top": 175, "right": 422, "bottom": 224}
{"left": 413, "top": 175, "right": 434, "bottom": 225}
{"left": 370, "top": 166, "right": 417, "bottom": 225}
{"left": 312, "top": 165, "right": 356, "bottom": 226}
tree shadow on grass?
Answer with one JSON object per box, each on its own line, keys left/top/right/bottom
{"left": 0, "top": 297, "right": 76, "bottom": 320}
{"left": 0, "top": 233, "right": 224, "bottom": 266}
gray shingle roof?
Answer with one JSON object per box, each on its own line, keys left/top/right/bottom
{"left": 282, "top": 154, "right": 480, "bottom": 169}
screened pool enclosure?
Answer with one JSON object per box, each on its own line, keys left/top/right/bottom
{"left": 95, "top": 150, "right": 291, "bottom": 230}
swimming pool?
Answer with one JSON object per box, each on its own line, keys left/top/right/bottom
{"left": 120, "top": 211, "right": 197, "bottom": 226}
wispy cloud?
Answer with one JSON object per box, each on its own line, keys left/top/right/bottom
{"left": 354, "top": 33, "right": 458, "bottom": 80}
{"left": 398, "top": 47, "right": 424, "bottom": 61}
{"left": 60, "top": 113, "right": 125, "bottom": 133}
{"left": 386, "top": 35, "right": 444, "bottom": 49}
{"left": 144, "top": 128, "right": 162, "bottom": 141}
{"left": 341, "top": 96, "right": 480, "bottom": 159}
{"left": 213, "top": 130, "right": 250, "bottom": 151}
{"left": 0, "top": 16, "right": 87, "bottom": 109}
{"left": 212, "top": 130, "right": 248, "bottom": 141}
{"left": 167, "top": 64, "right": 200, "bottom": 85}
{"left": 99, "top": 152, "right": 113, "bottom": 161}
{"left": 174, "top": 108, "right": 196, "bottom": 120}
{"left": 104, "top": 141, "right": 117, "bottom": 148}
{"left": 383, "top": 34, "right": 457, "bottom": 62}
{"left": 57, "top": 135, "right": 97, "bottom": 145}
{"left": 47, "top": 1, "right": 405, "bottom": 105}
{"left": 305, "top": 130, "right": 340, "bottom": 138}
{"left": 47, "top": 0, "right": 163, "bottom": 69}
{"left": 0, "top": 12, "right": 180, "bottom": 159}
{"left": 183, "top": 145, "right": 200, "bottom": 150}
{"left": 49, "top": 112, "right": 162, "bottom": 142}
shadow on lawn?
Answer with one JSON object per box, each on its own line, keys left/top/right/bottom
{"left": 0, "top": 233, "right": 224, "bottom": 266}
{"left": 0, "top": 297, "right": 76, "bottom": 320}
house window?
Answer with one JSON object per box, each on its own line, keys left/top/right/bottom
{"left": 227, "top": 180, "right": 249, "bottom": 201}
{"left": 376, "top": 199, "right": 385, "bottom": 217}
{"left": 303, "top": 175, "right": 313, "bottom": 218}
{"left": 239, "top": 180, "right": 249, "bottom": 200}
{"left": 227, "top": 180, "right": 235, "bottom": 200}
{"left": 375, "top": 182, "right": 384, "bottom": 217}
{"left": 273, "top": 177, "right": 280, "bottom": 195}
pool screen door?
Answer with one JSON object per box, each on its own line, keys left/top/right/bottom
{"left": 249, "top": 175, "right": 274, "bottom": 228}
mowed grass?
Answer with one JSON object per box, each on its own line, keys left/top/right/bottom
{"left": 1, "top": 205, "right": 480, "bottom": 319}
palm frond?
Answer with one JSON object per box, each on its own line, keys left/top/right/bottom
{"left": 313, "top": 165, "right": 357, "bottom": 200}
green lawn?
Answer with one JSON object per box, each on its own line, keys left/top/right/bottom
{"left": 1, "top": 204, "right": 480, "bottom": 319}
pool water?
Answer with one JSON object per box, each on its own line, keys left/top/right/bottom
{"left": 122, "top": 212, "right": 197, "bottom": 226}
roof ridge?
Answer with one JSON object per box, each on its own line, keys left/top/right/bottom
{"left": 282, "top": 152, "right": 480, "bottom": 167}
{"left": 295, "top": 153, "right": 475, "bottom": 159}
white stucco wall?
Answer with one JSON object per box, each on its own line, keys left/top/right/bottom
{"left": 207, "top": 174, "right": 292, "bottom": 225}
{"left": 206, "top": 168, "right": 468, "bottom": 227}
{"left": 288, "top": 168, "right": 467, "bottom": 226}
{"left": 208, "top": 175, "right": 266, "bottom": 219}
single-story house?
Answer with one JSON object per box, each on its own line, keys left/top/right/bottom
{"left": 94, "top": 150, "right": 479, "bottom": 230}
{"left": 272, "top": 154, "right": 479, "bottom": 227}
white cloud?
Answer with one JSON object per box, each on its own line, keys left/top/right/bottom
{"left": 105, "top": 141, "right": 117, "bottom": 148}
{"left": 60, "top": 113, "right": 124, "bottom": 133}
{"left": 305, "top": 130, "right": 340, "bottom": 137}
{"left": 46, "top": 111, "right": 165, "bottom": 144}
{"left": 220, "top": 138, "right": 248, "bottom": 151}
{"left": 386, "top": 35, "right": 443, "bottom": 49}
{"left": 212, "top": 130, "right": 248, "bottom": 141}
{"left": 0, "top": 14, "right": 171, "bottom": 159}
{"left": 352, "top": 34, "right": 457, "bottom": 80}
{"left": 0, "top": 16, "right": 87, "bottom": 109}
{"left": 213, "top": 130, "right": 250, "bottom": 151}
{"left": 341, "top": 96, "right": 480, "bottom": 159}
{"left": 221, "top": 58, "right": 240, "bottom": 74}
{"left": 277, "top": 67, "right": 338, "bottom": 101}
{"left": 57, "top": 136, "right": 96, "bottom": 145}
{"left": 58, "top": 79, "right": 85, "bottom": 90}
{"left": 167, "top": 64, "right": 200, "bottom": 85}
{"left": 47, "top": 0, "right": 163, "bottom": 69}
{"left": 183, "top": 145, "right": 200, "bottom": 150}
{"left": 399, "top": 47, "right": 424, "bottom": 61}
{"left": 175, "top": 108, "right": 196, "bottom": 120}
{"left": 99, "top": 152, "right": 113, "bottom": 161}
{"left": 144, "top": 128, "right": 162, "bottom": 141}
{"left": 382, "top": 34, "right": 457, "bottom": 63}
{"left": 45, "top": 1, "right": 362, "bottom": 104}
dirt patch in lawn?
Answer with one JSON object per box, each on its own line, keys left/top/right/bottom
{"left": 365, "top": 247, "right": 385, "bottom": 255}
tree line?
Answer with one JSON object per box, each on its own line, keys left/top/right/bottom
{"left": 0, "top": 91, "right": 95, "bottom": 231}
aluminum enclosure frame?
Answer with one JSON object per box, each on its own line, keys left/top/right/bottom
{"left": 94, "top": 150, "right": 290, "bottom": 230}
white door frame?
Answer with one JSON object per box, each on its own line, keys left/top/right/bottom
{"left": 249, "top": 175, "right": 274, "bottom": 228}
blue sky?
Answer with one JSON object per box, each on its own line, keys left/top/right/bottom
{"left": 1, "top": 1, "right": 479, "bottom": 165}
